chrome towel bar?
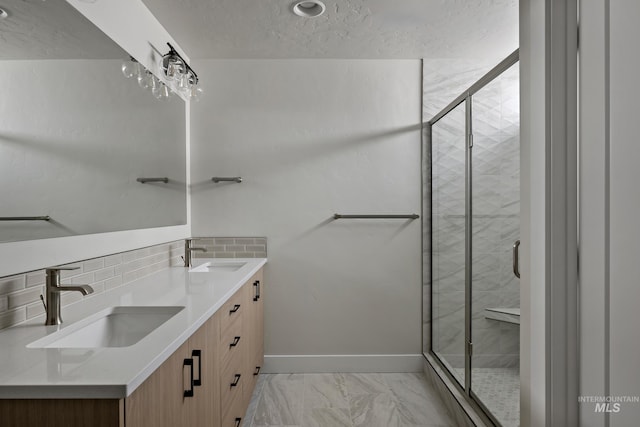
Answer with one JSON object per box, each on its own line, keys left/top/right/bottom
{"left": 137, "top": 177, "right": 169, "bottom": 183}
{"left": 0, "top": 216, "right": 51, "bottom": 221}
{"left": 333, "top": 214, "right": 419, "bottom": 220}
{"left": 212, "top": 177, "right": 242, "bottom": 183}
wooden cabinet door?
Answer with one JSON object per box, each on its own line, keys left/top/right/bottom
{"left": 125, "top": 339, "right": 191, "bottom": 427}
{"left": 188, "top": 313, "right": 221, "bottom": 427}
{"left": 126, "top": 314, "right": 221, "bottom": 427}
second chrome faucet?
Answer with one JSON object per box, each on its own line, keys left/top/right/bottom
{"left": 184, "top": 239, "right": 207, "bottom": 267}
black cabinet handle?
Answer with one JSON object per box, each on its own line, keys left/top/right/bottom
{"left": 254, "top": 366, "right": 261, "bottom": 376}
{"left": 253, "top": 280, "right": 261, "bottom": 301}
{"left": 183, "top": 358, "right": 194, "bottom": 397}
{"left": 230, "top": 373, "right": 241, "bottom": 387}
{"left": 234, "top": 418, "right": 242, "bottom": 427}
{"left": 229, "top": 304, "right": 241, "bottom": 314}
{"left": 230, "top": 336, "right": 241, "bottom": 347}
{"left": 192, "top": 350, "right": 202, "bottom": 386}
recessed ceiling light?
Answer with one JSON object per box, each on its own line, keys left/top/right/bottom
{"left": 0, "top": 8, "right": 9, "bottom": 19}
{"left": 292, "top": 1, "right": 326, "bottom": 18}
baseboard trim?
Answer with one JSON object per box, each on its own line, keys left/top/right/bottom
{"left": 262, "top": 354, "right": 424, "bottom": 373}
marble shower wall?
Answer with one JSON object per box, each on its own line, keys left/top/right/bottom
{"left": 423, "top": 59, "right": 520, "bottom": 369}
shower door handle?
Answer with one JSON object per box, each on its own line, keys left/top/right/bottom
{"left": 513, "top": 240, "right": 520, "bottom": 279}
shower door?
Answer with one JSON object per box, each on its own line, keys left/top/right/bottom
{"left": 430, "top": 101, "right": 467, "bottom": 387}
{"left": 469, "top": 62, "right": 520, "bottom": 427}
{"left": 426, "top": 52, "right": 520, "bottom": 427}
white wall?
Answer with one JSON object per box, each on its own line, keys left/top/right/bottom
{"left": 580, "top": 0, "right": 640, "bottom": 424}
{"left": 190, "top": 59, "right": 422, "bottom": 371}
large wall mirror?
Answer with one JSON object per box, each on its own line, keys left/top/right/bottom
{"left": 0, "top": 0, "right": 187, "bottom": 243}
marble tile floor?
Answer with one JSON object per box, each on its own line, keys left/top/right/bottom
{"left": 242, "top": 372, "right": 456, "bottom": 427}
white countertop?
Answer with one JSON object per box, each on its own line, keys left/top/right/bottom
{"left": 0, "top": 258, "right": 267, "bottom": 399}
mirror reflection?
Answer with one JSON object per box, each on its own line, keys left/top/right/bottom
{"left": 0, "top": 0, "right": 187, "bottom": 243}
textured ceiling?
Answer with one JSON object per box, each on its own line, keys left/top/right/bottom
{"left": 141, "top": 0, "right": 518, "bottom": 60}
{"left": 0, "top": 0, "right": 125, "bottom": 60}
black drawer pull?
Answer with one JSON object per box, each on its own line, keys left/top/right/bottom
{"left": 254, "top": 366, "right": 261, "bottom": 376}
{"left": 253, "top": 280, "right": 261, "bottom": 301}
{"left": 234, "top": 418, "right": 242, "bottom": 427}
{"left": 230, "top": 373, "right": 241, "bottom": 387}
{"left": 192, "top": 350, "right": 202, "bottom": 386}
{"left": 230, "top": 336, "right": 241, "bottom": 347}
{"left": 229, "top": 304, "right": 241, "bottom": 314}
{"left": 183, "top": 358, "right": 194, "bottom": 397}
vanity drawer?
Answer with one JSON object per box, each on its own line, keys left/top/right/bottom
{"left": 220, "top": 355, "right": 244, "bottom": 414}
{"left": 221, "top": 395, "right": 244, "bottom": 427}
{"left": 219, "top": 314, "right": 243, "bottom": 372}
{"left": 219, "top": 287, "right": 245, "bottom": 333}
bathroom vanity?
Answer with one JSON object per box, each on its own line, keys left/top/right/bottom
{"left": 0, "top": 259, "right": 266, "bottom": 427}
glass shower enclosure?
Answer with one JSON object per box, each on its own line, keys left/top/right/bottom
{"left": 424, "top": 51, "right": 520, "bottom": 427}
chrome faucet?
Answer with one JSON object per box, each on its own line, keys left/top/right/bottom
{"left": 184, "top": 239, "right": 207, "bottom": 267}
{"left": 44, "top": 267, "right": 94, "bottom": 325}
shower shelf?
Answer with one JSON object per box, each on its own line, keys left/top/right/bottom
{"left": 484, "top": 307, "right": 520, "bottom": 325}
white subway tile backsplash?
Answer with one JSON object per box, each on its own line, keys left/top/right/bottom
{"left": 104, "top": 254, "right": 122, "bottom": 267}
{"left": 26, "top": 301, "right": 45, "bottom": 320}
{"left": 68, "top": 272, "right": 94, "bottom": 285}
{"left": 0, "top": 275, "right": 26, "bottom": 295}
{"left": 83, "top": 258, "right": 105, "bottom": 273}
{"left": 123, "top": 270, "right": 138, "bottom": 284}
{"left": 213, "top": 252, "right": 235, "bottom": 258}
{"left": 0, "top": 239, "right": 186, "bottom": 331}
{"left": 0, "top": 308, "right": 26, "bottom": 330}
{"left": 192, "top": 237, "right": 268, "bottom": 260}
{"left": 61, "top": 290, "right": 83, "bottom": 306}
{"left": 234, "top": 238, "right": 255, "bottom": 245}
{"left": 122, "top": 251, "right": 138, "bottom": 263}
{"left": 94, "top": 267, "right": 115, "bottom": 282}
{"left": 8, "top": 287, "right": 43, "bottom": 310}
{"left": 213, "top": 238, "right": 235, "bottom": 245}
{"left": 235, "top": 252, "right": 254, "bottom": 258}
{"left": 89, "top": 281, "right": 106, "bottom": 295}
{"left": 26, "top": 271, "right": 46, "bottom": 288}
{"left": 105, "top": 276, "right": 123, "bottom": 291}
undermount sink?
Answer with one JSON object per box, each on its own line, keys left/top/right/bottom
{"left": 27, "top": 306, "right": 184, "bottom": 349}
{"left": 189, "top": 261, "right": 247, "bottom": 273}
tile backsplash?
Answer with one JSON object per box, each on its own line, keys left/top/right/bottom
{"left": 0, "top": 237, "right": 268, "bottom": 331}
{"left": 0, "top": 240, "right": 185, "bottom": 331}
{"left": 192, "top": 237, "right": 267, "bottom": 259}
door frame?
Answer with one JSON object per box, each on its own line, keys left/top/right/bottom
{"left": 519, "top": 0, "right": 578, "bottom": 426}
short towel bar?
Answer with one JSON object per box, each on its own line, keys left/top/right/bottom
{"left": 0, "top": 216, "right": 51, "bottom": 221}
{"left": 333, "top": 214, "right": 419, "bottom": 220}
{"left": 212, "top": 177, "right": 242, "bottom": 183}
{"left": 137, "top": 177, "right": 169, "bottom": 184}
